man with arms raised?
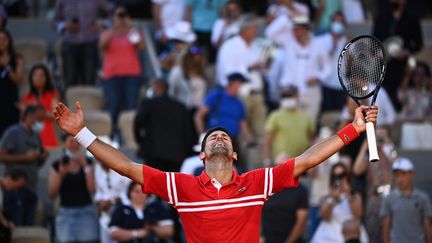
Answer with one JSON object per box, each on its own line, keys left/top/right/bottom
{"left": 53, "top": 102, "right": 377, "bottom": 243}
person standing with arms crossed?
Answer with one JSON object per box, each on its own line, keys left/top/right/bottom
{"left": 53, "top": 101, "right": 377, "bottom": 243}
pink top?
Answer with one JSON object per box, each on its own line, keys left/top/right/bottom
{"left": 102, "top": 31, "right": 142, "bottom": 79}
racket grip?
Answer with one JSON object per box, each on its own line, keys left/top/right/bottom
{"left": 366, "top": 122, "right": 379, "bottom": 162}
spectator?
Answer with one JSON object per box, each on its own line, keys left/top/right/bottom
{"left": 398, "top": 61, "right": 432, "bottom": 150}
{"left": 48, "top": 134, "right": 99, "bottom": 243}
{"left": 211, "top": 0, "right": 242, "bottom": 48}
{"left": 53, "top": 0, "right": 113, "bottom": 86}
{"left": 100, "top": 6, "right": 145, "bottom": 136}
{"left": 194, "top": 72, "right": 254, "bottom": 170}
{"left": 93, "top": 136, "right": 131, "bottom": 243}
{"left": 373, "top": 0, "right": 423, "bottom": 111}
{"left": 314, "top": 0, "right": 342, "bottom": 32}
{"left": 134, "top": 79, "right": 195, "bottom": 172}
{"left": 0, "top": 169, "right": 27, "bottom": 242}
{"left": 381, "top": 157, "right": 432, "bottom": 243}
{"left": 353, "top": 127, "right": 395, "bottom": 243}
{"left": 152, "top": 0, "right": 185, "bottom": 45}
{"left": 159, "top": 21, "right": 196, "bottom": 78}
{"left": 109, "top": 181, "right": 175, "bottom": 243}
{"left": 263, "top": 85, "right": 315, "bottom": 165}
{"left": 184, "top": 0, "right": 226, "bottom": 62}
{"left": 0, "top": 30, "right": 24, "bottom": 137}
{"left": 341, "top": 0, "right": 365, "bottom": 24}
{"left": 21, "top": 64, "right": 60, "bottom": 148}
{"left": 261, "top": 152, "right": 309, "bottom": 243}
{"left": 0, "top": 105, "right": 48, "bottom": 226}
{"left": 168, "top": 45, "right": 207, "bottom": 112}
{"left": 275, "top": 15, "right": 331, "bottom": 123}
{"left": 216, "top": 14, "right": 267, "bottom": 145}
{"left": 316, "top": 11, "right": 348, "bottom": 112}
{"left": 311, "top": 163, "right": 368, "bottom": 243}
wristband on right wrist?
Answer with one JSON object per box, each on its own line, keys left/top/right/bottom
{"left": 74, "top": 127, "right": 97, "bottom": 149}
{"left": 337, "top": 123, "right": 359, "bottom": 146}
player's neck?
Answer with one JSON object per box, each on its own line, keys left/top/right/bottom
{"left": 205, "top": 161, "right": 234, "bottom": 184}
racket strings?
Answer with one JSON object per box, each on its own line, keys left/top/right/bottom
{"left": 339, "top": 38, "right": 385, "bottom": 99}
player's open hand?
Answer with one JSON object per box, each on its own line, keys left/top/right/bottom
{"left": 53, "top": 102, "right": 84, "bottom": 136}
{"left": 352, "top": 105, "right": 378, "bottom": 133}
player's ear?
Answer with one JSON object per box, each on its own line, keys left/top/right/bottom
{"left": 232, "top": 152, "right": 238, "bottom": 161}
{"left": 199, "top": 152, "right": 206, "bottom": 160}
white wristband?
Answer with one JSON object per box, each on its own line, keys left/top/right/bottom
{"left": 74, "top": 127, "right": 97, "bottom": 148}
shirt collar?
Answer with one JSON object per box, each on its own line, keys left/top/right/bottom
{"left": 199, "top": 169, "right": 240, "bottom": 186}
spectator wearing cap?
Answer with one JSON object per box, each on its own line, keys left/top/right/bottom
{"left": 159, "top": 21, "right": 196, "bottom": 78}
{"left": 216, "top": 14, "right": 267, "bottom": 154}
{"left": 195, "top": 72, "right": 254, "bottom": 171}
{"left": 263, "top": 85, "right": 315, "bottom": 166}
{"left": 380, "top": 157, "right": 432, "bottom": 243}
{"left": 272, "top": 14, "right": 331, "bottom": 124}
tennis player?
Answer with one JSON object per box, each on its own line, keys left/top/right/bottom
{"left": 54, "top": 102, "right": 377, "bottom": 243}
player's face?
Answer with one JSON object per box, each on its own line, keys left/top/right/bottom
{"left": 201, "top": 131, "right": 237, "bottom": 161}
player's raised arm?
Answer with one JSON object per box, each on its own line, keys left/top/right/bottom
{"left": 53, "top": 102, "right": 143, "bottom": 184}
{"left": 293, "top": 105, "right": 378, "bottom": 178}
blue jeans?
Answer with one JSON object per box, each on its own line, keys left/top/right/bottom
{"left": 3, "top": 187, "right": 37, "bottom": 226}
{"left": 56, "top": 205, "right": 99, "bottom": 242}
{"left": 307, "top": 206, "right": 321, "bottom": 241}
{"left": 102, "top": 76, "right": 142, "bottom": 127}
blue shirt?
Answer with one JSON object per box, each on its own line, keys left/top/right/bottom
{"left": 205, "top": 88, "right": 245, "bottom": 137}
{"left": 186, "top": 0, "right": 227, "bottom": 32}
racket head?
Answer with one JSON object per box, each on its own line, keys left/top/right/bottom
{"left": 337, "top": 35, "right": 387, "bottom": 101}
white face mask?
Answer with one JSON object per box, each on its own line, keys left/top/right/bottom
{"left": 280, "top": 98, "right": 298, "bottom": 109}
{"left": 31, "top": 121, "right": 44, "bottom": 133}
{"left": 330, "top": 21, "right": 345, "bottom": 35}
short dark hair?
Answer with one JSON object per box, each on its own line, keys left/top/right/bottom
{"left": 127, "top": 181, "right": 139, "bottom": 199}
{"left": 5, "top": 169, "right": 27, "bottom": 181}
{"left": 200, "top": 127, "right": 234, "bottom": 152}
{"left": 227, "top": 72, "right": 247, "bottom": 84}
{"left": 21, "top": 104, "right": 44, "bottom": 120}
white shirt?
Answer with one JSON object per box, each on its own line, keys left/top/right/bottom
{"left": 153, "top": 0, "right": 185, "bottom": 31}
{"left": 340, "top": 88, "right": 397, "bottom": 127}
{"left": 342, "top": 0, "right": 365, "bottom": 23}
{"left": 211, "top": 19, "right": 240, "bottom": 46}
{"left": 180, "top": 155, "right": 204, "bottom": 175}
{"left": 216, "top": 35, "right": 261, "bottom": 87}
{"left": 266, "top": 3, "right": 309, "bottom": 19}
{"left": 316, "top": 33, "right": 348, "bottom": 90}
{"left": 278, "top": 37, "right": 332, "bottom": 93}
{"left": 94, "top": 162, "right": 131, "bottom": 204}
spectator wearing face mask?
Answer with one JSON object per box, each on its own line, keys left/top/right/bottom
{"left": 0, "top": 105, "right": 48, "bottom": 226}
{"left": 316, "top": 11, "right": 348, "bottom": 112}
{"left": 263, "top": 85, "right": 315, "bottom": 166}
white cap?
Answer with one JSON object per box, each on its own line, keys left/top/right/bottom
{"left": 392, "top": 157, "right": 414, "bottom": 172}
{"left": 165, "top": 21, "right": 196, "bottom": 43}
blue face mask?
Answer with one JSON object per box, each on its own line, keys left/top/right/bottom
{"left": 330, "top": 21, "right": 345, "bottom": 35}
{"left": 31, "top": 121, "right": 44, "bottom": 133}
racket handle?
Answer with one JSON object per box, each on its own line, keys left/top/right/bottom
{"left": 366, "top": 122, "right": 379, "bottom": 162}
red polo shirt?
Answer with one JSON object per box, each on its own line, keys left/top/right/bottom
{"left": 142, "top": 159, "right": 299, "bottom": 243}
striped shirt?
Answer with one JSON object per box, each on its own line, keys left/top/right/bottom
{"left": 142, "top": 159, "right": 299, "bottom": 243}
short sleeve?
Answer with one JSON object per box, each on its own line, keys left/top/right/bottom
{"left": 264, "top": 113, "right": 278, "bottom": 133}
{"left": 145, "top": 200, "right": 174, "bottom": 226}
{"left": 421, "top": 193, "right": 432, "bottom": 219}
{"left": 204, "top": 89, "right": 220, "bottom": 109}
{"left": 297, "top": 185, "right": 309, "bottom": 209}
{"left": 0, "top": 128, "right": 16, "bottom": 152}
{"left": 380, "top": 194, "right": 392, "bottom": 218}
{"left": 142, "top": 166, "right": 169, "bottom": 202}
{"left": 271, "top": 159, "right": 299, "bottom": 194}
{"left": 108, "top": 205, "right": 126, "bottom": 227}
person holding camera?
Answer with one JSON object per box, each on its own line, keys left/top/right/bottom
{"left": 48, "top": 134, "right": 99, "bottom": 243}
{"left": 311, "top": 163, "right": 369, "bottom": 243}
{"left": 99, "top": 5, "right": 145, "bottom": 137}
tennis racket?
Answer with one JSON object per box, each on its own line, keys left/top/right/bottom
{"left": 337, "top": 35, "right": 387, "bottom": 162}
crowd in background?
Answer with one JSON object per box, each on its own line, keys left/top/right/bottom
{"left": 0, "top": 0, "right": 432, "bottom": 242}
